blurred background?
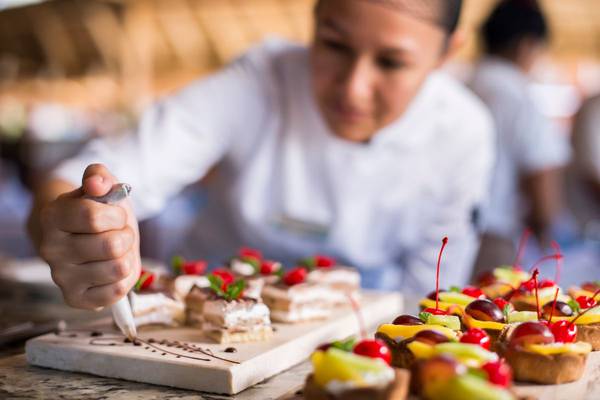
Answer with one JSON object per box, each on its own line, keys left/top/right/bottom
{"left": 0, "top": 0, "right": 599, "bottom": 268}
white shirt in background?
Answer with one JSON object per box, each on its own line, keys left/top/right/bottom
{"left": 54, "top": 39, "right": 494, "bottom": 294}
{"left": 569, "top": 94, "right": 600, "bottom": 231}
{"left": 469, "top": 57, "right": 570, "bottom": 239}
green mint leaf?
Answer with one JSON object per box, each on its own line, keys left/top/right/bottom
{"left": 418, "top": 311, "right": 432, "bottom": 323}
{"left": 331, "top": 337, "right": 356, "bottom": 352}
{"left": 503, "top": 305, "right": 512, "bottom": 320}
{"left": 299, "top": 257, "right": 316, "bottom": 271}
{"left": 207, "top": 275, "right": 226, "bottom": 297}
{"left": 568, "top": 299, "right": 581, "bottom": 314}
{"left": 449, "top": 286, "right": 461, "bottom": 293}
{"left": 171, "top": 255, "right": 185, "bottom": 275}
{"left": 226, "top": 279, "right": 246, "bottom": 301}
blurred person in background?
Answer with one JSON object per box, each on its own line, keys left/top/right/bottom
{"left": 469, "top": 0, "right": 570, "bottom": 273}
{"left": 27, "top": 0, "right": 495, "bottom": 310}
{"left": 568, "top": 94, "right": 600, "bottom": 239}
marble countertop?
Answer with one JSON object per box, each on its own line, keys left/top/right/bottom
{"left": 0, "top": 355, "right": 307, "bottom": 400}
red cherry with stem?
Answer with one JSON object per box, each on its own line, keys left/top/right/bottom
{"left": 460, "top": 328, "right": 491, "bottom": 350}
{"left": 433, "top": 237, "right": 449, "bottom": 312}
{"left": 462, "top": 286, "right": 485, "bottom": 299}
{"left": 423, "top": 307, "right": 449, "bottom": 316}
{"left": 314, "top": 255, "right": 336, "bottom": 268}
{"left": 212, "top": 269, "right": 235, "bottom": 290}
{"left": 528, "top": 254, "right": 563, "bottom": 275}
{"left": 283, "top": 267, "right": 307, "bottom": 286}
{"left": 182, "top": 260, "right": 207, "bottom": 275}
{"left": 482, "top": 359, "right": 512, "bottom": 388}
{"left": 576, "top": 296, "right": 597, "bottom": 309}
{"left": 353, "top": 339, "right": 392, "bottom": 365}
{"left": 239, "top": 247, "right": 262, "bottom": 261}
{"left": 550, "top": 320, "right": 577, "bottom": 343}
{"left": 260, "top": 260, "right": 280, "bottom": 275}
{"left": 513, "top": 228, "right": 532, "bottom": 270}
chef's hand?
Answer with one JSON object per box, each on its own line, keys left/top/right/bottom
{"left": 31, "top": 164, "right": 141, "bottom": 310}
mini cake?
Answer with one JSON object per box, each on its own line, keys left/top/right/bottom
{"left": 544, "top": 294, "right": 600, "bottom": 351}
{"left": 301, "top": 255, "right": 361, "bottom": 304}
{"left": 126, "top": 268, "right": 185, "bottom": 328}
{"left": 303, "top": 338, "right": 409, "bottom": 400}
{"left": 500, "top": 321, "right": 591, "bottom": 384}
{"left": 262, "top": 267, "right": 341, "bottom": 323}
{"left": 186, "top": 271, "right": 273, "bottom": 343}
{"left": 225, "top": 247, "right": 283, "bottom": 299}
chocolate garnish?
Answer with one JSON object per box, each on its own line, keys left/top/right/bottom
{"left": 224, "top": 347, "right": 237, "bottom": 353}
{"left": 90, "top": 331, "right": 103, "bottom": 337}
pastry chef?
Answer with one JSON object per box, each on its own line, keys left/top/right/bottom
{"left": 28, "top": 0, "right": 494, "bottom": 309}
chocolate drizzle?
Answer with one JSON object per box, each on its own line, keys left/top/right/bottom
{"left": 224, "top": 347, "right": 237, "bottom": 353}
{"left": 56, "top": 329, "right": 240, "bottom": 364}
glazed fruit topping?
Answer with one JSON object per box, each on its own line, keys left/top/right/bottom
{"left": 413, "top": 330, "right": 451, "bottom": 346}
{"left": 283, "top": 267, "right": 307, "bottom": 286}
{"left": 239, "top": 247, "right": 262, "bottom": 261}
{"left": 465, "top": 299, "right": 505, "bottom": 323}
{"left": 542, "top": 300, "right": 573, "bottom": 319}
{"left": 392, "top": 314, "right": 424, "bottom": 325}
{"left": 352, "top": 339, "right": 392, "bottom": 365}
{"left": 460, "top": 328, "right": 491, "bottom": 350}
{"left": 509, "top": 321, "right": 554, "bottom": 348}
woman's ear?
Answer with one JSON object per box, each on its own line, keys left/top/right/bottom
{"left": 436, "top": 29, "right": 467, "bottom": 68}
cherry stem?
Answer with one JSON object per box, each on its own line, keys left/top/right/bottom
{"left": 550, "top": 241, "right": 562, "bottom": 284}
{"left": 528, "top": 254, "right": 563, "bottom": 274}
{"left": 513, "top": 228, "right": 532, "bottom": 269}
{"left": 548, "top": 287, "right": 559, "bottom": 322}
{"left": 532, "top": 269, "right": 541, "bottom": 320}
{"left": 435, "top": 237, "right": 449, "bottom": 311}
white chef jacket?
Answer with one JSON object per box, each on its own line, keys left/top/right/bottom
{"left": 54, "top": 39, "right": 494, "bottom": 294}
{"left": 469, "top": 57, "right": 570, "bottom": 239}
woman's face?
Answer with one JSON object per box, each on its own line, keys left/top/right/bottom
{"left": 311, "top": 0, "right": 449, "bottom": 142}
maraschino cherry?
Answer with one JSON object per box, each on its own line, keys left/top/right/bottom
{"left": 576, "top": 296, "right": 597, "bottom": 309}
{"left": 460, "top": 328, "right": 491, "bottom": 350}
{"left": 353, "top": 339, "right": 392, "bottom": 365}
{"left": 260, "top": 260, "right": 280, "bottom": 275}
{"left": 482, "top": 359, "right": 512, "bottom": 388}
{"left": 462, "top": 286, "right": 485, "bottom": 299}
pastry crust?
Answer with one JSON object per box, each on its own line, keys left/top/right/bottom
{"left": 303, "top": 369, "right": 410, "bottom": 400}
{"left": 375, "top": 333, "right": 415, "bottom": 369}
{"left": 576, "top": 323, "right": 600, "bottom": 350}
{"left": 503, "top": 346, "right": 587, "bottom": 384}
{"left": 205, "top": 326, "right": 274, "bottom": 344}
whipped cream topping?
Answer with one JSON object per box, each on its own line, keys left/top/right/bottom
{"left": 262, "top": 283, "right": 342, "bottom": 303}
{"left": 307, "top": 267, "right": 360, "bottom": 288}
{"left": 231, "top": 259, "right": 256, "bottom": 276}
{"left": 129, "top": 291, "right": 184, "bottom": 314}
{"left": 270, "top": 307, "right": 331, "bottom": 322}
{"left": 203, "top": 299, "right": 271, "bottom": 328}
{"left": 173, "top": 275, "right": 209, "bottom": 300}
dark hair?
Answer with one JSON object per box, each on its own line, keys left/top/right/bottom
{"left": 482, "top": 0, "right": 548, "bottom": 55}
{"left": 315, "top": 0, "right": 463, "bottom": 35}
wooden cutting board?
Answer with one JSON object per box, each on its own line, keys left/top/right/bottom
{"left": 25, "top": 290, "right": 402, "bottom": 395}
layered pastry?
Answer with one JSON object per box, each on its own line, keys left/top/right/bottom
{"left": 500, "top": 321, "right": 591, "bottom": 384}
{"left": 262, "top": 267, "right": 340, "bottom": 323}
{"left": 303, "top": 338, "right": 409, "bottom": 400}
{"left": 186, "top": 272, "right": 273, "bottom": 343}
{"left": 301, "top": 255, "right": 361, "bottom": 305}
{"left": 127, "top": 268, "right": 185, "bottom": 328}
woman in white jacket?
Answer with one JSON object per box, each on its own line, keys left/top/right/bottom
{"left": 28, "top": 0, "right": 493, "bottom": 309}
